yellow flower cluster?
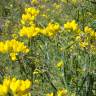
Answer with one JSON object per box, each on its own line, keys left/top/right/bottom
{"left": 19, "top": 25, "right": 41, "bottom": 38}
{"left": 0, "top": 78, "right": 10, "bottom": 96}
{"left": 84, "top": 26, "right": 96, "bottom": 37}
{"left": 63, "top": 20, "right": 96, "bottom": 52}
{"left": 64, "top": 20, "right": 78, "bottom": 31}
{"left": 20, "top": 7, "right": 60, "bottom": 38}
{"left": 0, "top": 77, "right": 31, "bottom": 96}
{"left": 42, "top": 23, "right": 60, "bottom": 36}
{"left": 46, "top": 93, "right": 53, "bottom": 96}
{"left": 75, "top": 26, "right": 96, "bottom": 50}
{"left": 57, "top": 89, "right": 68, "bottom": 96}
{"left": 19, "top": 22, "right": 60, "bottom": 38}
{"left": 20, "top": 7, "right": 41, "bottom": 38}
{"left": 79, "top": 42, "right": 88, "bottom": 48}
{"left": 21, "top": 7, "right": 39, "bottom": 25}
{"left": 0, "top": 39, "right": 29, "bottom": 61}
{"left": 46, "top": 89, "right": 68, "bottom": 96}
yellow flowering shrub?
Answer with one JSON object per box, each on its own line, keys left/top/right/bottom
{"left": 64, "top": 20, "right": 78, "bottom": 31}
{"left": 41, "top": 23, "right": 60, "bottom": 36}
{"left": 46, "top": 93, "right": 53, "bottom": 96}
{"left": 20, "top": 21, "right": 60, "bottom": 38}
{"left": 84, "top": 26, "right": 96, "bottom": 37}
{"left": 0, "top": 78, "right": 10, "bottom": 96}
{"left": 20, "top": 6, "right": 60, "bottom": 39}
{"left": 0, "top": 77, "right": 31, "bottom": 96}
{"left": 19, "top": 25, "right": 41, "bottom": 38}
{"left": 77, "top": 26, "right": 96, "bottom": 50}
{"left": 0, "top": 0, "right": 95, "bottom": 96}
{"left": 0, "top": 39, "right": 29, "bottom": 61}
{"left": 10, "top": 78, "right": 31, "bottom": 96}
{"left": 79, "top": 42, "right": 88, "bottom": 48}
{"left": 21, "top": 7, "right": 39, "bottom": 25}
{"left": 57, "top": 89, "right": 68, "bottom": 96}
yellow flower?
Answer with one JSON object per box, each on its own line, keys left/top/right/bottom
{"left": 46, "top": 93, "right": 53, "bottom": 96}
{"left": 10, "top": 53, "right": 17, "bottom": 61}
{"left": 0, "top": 42, "right": 5, "bottom": 53}
{"left": 0, "top": 77, "right": 32, "bottom": 96}
{"left": 25, "top": 7, "right": 39, "bottom": 16}
{"left": 0, "top": 78, "right": 10, "bottom": 95}
{"left": 21, "top": 7, "right": 39, "bottom": 25}
{"left": 0, "top": 85, "right": 8, "bottom": 96}
{"left": 42, "top": 23, "right": 60, "bottom": 36}
{"left": 57, "top": 60, "right": 63, "bottom": 68}
{"left": 10, "top": 78, "right": 31, "bottom": 96}
{"left": 84, "top": 26, "right": 93, "bottom": 33}
{"left": 84, "top": 26, "right": 95, "bottom": 37}
{"left": 57, "top": 89, "right": 68, "bottom": 96}
{"left": 22, "top": 13, "right": 32, "bottom": 22}
{"left": 0, "top": 39, "right": 29, "bottom": 61}
{"left": 79, "top": 42, "right": 88, "bottom": 48}
{"left": 46, "top": 89, "right": 68, "bottom": 96}
{"left": 3, "top": 78, "right": 11, "bottom": 87}
{"left": 64, "top": 20, "right": 78, "bottom": 31}
{"left": 25, "top": 80, "right": 31, "bottom": 89}
{"left": 19, "top": 26, "right": 41, "bottom": 38}
{"left": 10, "top": 79, "right": 20, "bottom": 93}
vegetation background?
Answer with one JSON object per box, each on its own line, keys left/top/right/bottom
{"left": 0, "top": 0, "right": 96, "bottom": 96}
